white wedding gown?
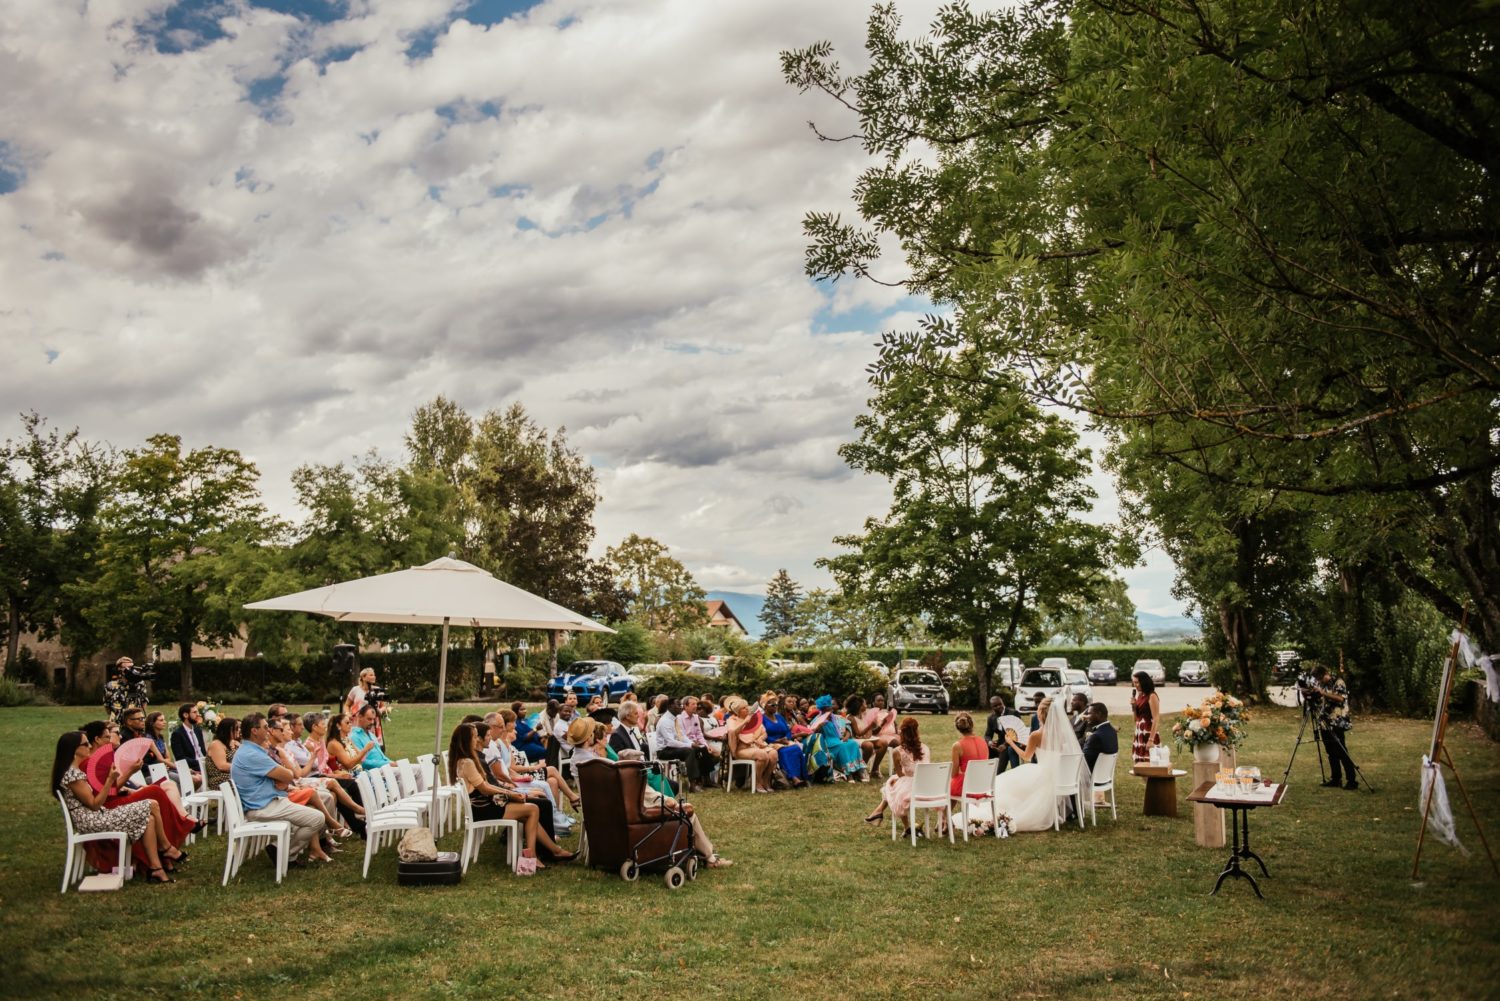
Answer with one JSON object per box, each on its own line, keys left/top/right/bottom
{"left": 991, "top": 705, "right": 1084, "bottom": 832}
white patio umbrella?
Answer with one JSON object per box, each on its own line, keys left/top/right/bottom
{"left": 244, "top": 556, "right": 612, "bottom": 825}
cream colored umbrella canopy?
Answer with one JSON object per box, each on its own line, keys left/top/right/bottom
{"left": 245, "top": 556, "right": 612, "bottom": 825}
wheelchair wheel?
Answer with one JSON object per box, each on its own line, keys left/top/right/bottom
{"left": 684, "top": 856, "right": 698, "bottom": 880}
{"left": 620, "top": 860, "right": 639, "bottom": 882}
{"left": 664, "top": 865, "right": 686, "bottom": 890}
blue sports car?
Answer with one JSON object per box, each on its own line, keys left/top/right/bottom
{"left": 546, "top": 661, "right": 636, "bottom": 703}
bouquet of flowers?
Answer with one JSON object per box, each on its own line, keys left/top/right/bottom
{"left": 1171, "top": 693, "right": 1248, "bottom": 750}
{"left": 197, "top": 700, "right": 221, "bottom": 728}
{"left": 994, "top": 812, "right": 1012, "bottom": 838}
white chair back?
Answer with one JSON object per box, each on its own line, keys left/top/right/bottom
{"left": 56, "top": 792, "right": 78, "bottom": 841}
{"left": 147, "top": 763, "right": 170, "bottom": 785}
{"left": 958, "top": 757, "right": 998, "bottom": 799}
{"left": 397, "top": 759, "right": 423, "bottom": 796}
{"left": 221, "top": 782, "right": 245, "bottom": 830}
{"left": 911, "top": 761, "right": 951, "bottom": 801}
{"left": 1091, "top": 752, "right": 1118, "bottom": 787}
{"left": 1055, "top": 750, "right": 1084, "bottom": 794}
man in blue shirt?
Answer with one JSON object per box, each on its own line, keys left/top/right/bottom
{"left": 231, "top": 712, "right": 327, "bottom": 863}
{"left": 350, "top": 705, "right": 392, "bottom": 770}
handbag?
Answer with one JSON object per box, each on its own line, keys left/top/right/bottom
{"left": 513, "top": 854, "right": 538, "bottom": 876}
{"left": 397, "top": 826, "right": 438, "bottom": 862}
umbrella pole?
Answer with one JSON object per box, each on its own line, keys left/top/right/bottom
{"left": 431, "top": 616, "right": 450, "bottom": 825}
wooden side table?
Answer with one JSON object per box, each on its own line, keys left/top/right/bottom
{"left": 1186, "top": 781, "right": 1287, "bottom": 898}
{"left": 1129, "top": 765, "right": 1187, "bottom": 817}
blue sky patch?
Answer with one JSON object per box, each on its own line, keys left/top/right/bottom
{"left": 811, "top": 291, "right": 932, "bottom": 337}
{"left": 0, "top": 141, "right": 24, "bottom": 195}
{"left": 460, "top": 0, "right": 546, "bottom": 27}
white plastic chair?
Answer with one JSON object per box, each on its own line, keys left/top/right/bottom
{"left": 950, "top": 757, "right": 999, "bottom": 841}
{"left": 458, "top": 788, "right": 520, "bottom": 873}
{"left": 725, "top": 752, "right": 758, "bottom": 792}
{"left": 373, "top": 765, "right": 435, "bottom": 833}
{"left": 56, "top": 792, "right": 130, "bottom": 892}
{"left": 220, "top": 783, "right": 291, "bottom": 885}
{"left": 173, "top": 760, "right": 219, "bottom": 840}
{"left": 417, "top": 759, "right": 468, "bottom": 834}
{"left": 899, "top": 762, "right": 953, "bottom": 846}
{"left": 1054, "top": 750, "right": 1086, "bottom": 831}
{"left": 355, "top": 770, "right": 423, "bottom": 879}
{"left": 1089, "top": 752, "right": 1118, "bottom": 824}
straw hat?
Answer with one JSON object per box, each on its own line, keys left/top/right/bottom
{"left": 564, "top": 716, "right": 594, "bottom": 747}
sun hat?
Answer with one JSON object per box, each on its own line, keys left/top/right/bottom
{"left": 564, "top": 717, "right": 594, "bottom": 747}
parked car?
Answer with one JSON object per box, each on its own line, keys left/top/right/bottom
{"left": 886, "top": 668, "right": 950, "bottom": 714}
{"left": 1087, "top": 658, "right": 1118, "bottom": 685}
{"left": 663, "top": 660, "right": 693, "bottom": 671}
{"left": 1063, "top": 669, "right": 1092, "bottom": 703}
{"left": 1132, "top": 658, "right": 1167, "bottom": 685}
{"left": 1039, "top": 656, "right": 1070, "bottom": 672}
{"left": 547, "top": 660, "right": 636, "bottom": 702}
{"left": 895, "top": 659, "right": 922, "bottom": 670}
{"left": 1178, "top": 660, "right": 1210, "bottom": 686}
{"left": 859, "top": 660, "right": 891, "bottom": 678}
{"left": 1015, "top": 667, "right": 1067, "bottom": 711}
{"left": 766, "top": 659, "right": 795, "bottom": 670}
{"left": 687, "top": 659, "right": 721, "bottom": 678}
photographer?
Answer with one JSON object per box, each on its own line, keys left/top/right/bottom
{"left": 344, "top": 667, "right": 388, "bottom": 748}
{"left": 1310, "top": 663, "right": 1358, "bottom": 790}
{"left": 103, "top": 657, "right": 153, "bottom": 723}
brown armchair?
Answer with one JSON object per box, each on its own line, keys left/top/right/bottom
{"left": 576, "top": 759, "right": 692, "bottom": 879}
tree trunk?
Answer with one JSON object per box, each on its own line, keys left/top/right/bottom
{"left": 179, "top": 628, "right": 194, "bottom": 699}
{"left": 4, "top": 601, "right": 18, "bottom": 674}
{"left": 548, "top": 629, "right": 559, "bottom": 677}
{"left": 972, "top": 631, "right": 990, "bottom": 706}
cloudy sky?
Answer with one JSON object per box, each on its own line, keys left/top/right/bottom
{"left": 0, "top": 0, "right": 1183, "bottom": 614}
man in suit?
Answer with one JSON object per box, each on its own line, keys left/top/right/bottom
{"left": 1081, "top": 702, "right": 1119, "bottom": 775}
{"left": 1069, "top": 692, "right": 1090, "bottom": 744}
{"left": 609, "top": 701, "right": 648, "bottom": 757}
{"left": 170, "top": 702, "right": 208, "bottom": 783}
{"left": 983, "top": 695, "right": 1019, "bottom": 771}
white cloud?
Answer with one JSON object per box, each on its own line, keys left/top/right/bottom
{"left": 0, "top": 0, "right": 1183, "bottom": 615}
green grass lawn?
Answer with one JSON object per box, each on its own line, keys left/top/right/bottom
{"left": 2, "top": 702, "right": 1497, "bottom": 1000}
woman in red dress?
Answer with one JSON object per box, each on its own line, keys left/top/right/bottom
{"left": 1130, "top": 671, "right": 1162, "bottom": 762}
{"left": 948, "top": 712, "right": 989, "bottom": 799}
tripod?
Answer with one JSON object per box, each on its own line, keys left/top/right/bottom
{"left": 1280, "top": 688, "right": 1326, "bottom": 787}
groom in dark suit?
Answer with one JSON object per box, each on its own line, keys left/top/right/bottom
{"left": 170, "top": 702, "right": 208, "bottom": 780}
{"left": 1081, "top": 703, "right": 1119, "bottom": 775}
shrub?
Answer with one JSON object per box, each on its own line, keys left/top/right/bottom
{"left": 814, "top": 649, "right": 885, "bottom": 703}
{"left": 603, "top": 620, "right": 656, "bottom": 665}
{"left": 262, "top": 681, "right": 313, "bottom": 705}
{"left": 501, "top": 665, "right": 548, "bottom": 700}
{"left": 0, "top": 676, "right": 42, "bottom": 707}
{"left": 635, "top": 671, "right": 719, "bottom": 703}
{"left": 719, "top": 654, "right": 770, "bottom": 697}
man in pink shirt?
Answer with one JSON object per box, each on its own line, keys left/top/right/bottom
{"left": 679, "top": 696, "right": 720, "bottom": 791}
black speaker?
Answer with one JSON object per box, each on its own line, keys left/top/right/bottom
{"left": 332, "top": 644, "right": 359, "bottom": 677}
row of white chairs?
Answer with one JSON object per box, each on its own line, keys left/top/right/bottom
{"left": 899, "top": 752, "right": 1119, "bottom": 846}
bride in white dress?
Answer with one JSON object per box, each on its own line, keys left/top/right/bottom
{"left": 991, "top": 697, "right": 1083, "bottom": 832}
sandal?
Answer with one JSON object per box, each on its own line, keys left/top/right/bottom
{"left": 706, "top": 855, "right": 734, "bottom": 868}
{"left": 864, "top": 811, "right": 884, "bottom": 824}
{"left": 165, "top": 849, "right": 189, "bottom": 864}
{"left": 147, "top": 866, "right": 175, "bottom": 884}
{"left": 551, "top": 850, "right": 578, "bottom": 863}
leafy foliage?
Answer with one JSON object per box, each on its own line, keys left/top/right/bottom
{"left": 604, "top": 533, "right": 708, "bottom": 634}
{"left": 759, "top": 569, "right": 802, "bottom": 641}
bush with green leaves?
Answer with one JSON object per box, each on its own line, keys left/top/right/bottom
{"left": 0, "top": 676, "right": 43, "bottom": 707}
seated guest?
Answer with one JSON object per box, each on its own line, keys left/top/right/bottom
{"left": 143, "top": 711, "right": 172, "bottom": 768}
{"left": 271, "top": 715, "right": 353, "bottom": 839}
{"left": 819, "top": 695, "right": 867, "bottom": 781}
{"left": 654, "top": 697, "right": 705, "bottom": 790}
{"left": 302, "top": 712, "right": 365, "bottom": 836}
{"left": 983, "top": 696, "right": 1019, "bottom": 770}
{"left": 119, "top": 706, "right": 149, "bottom": 744}
{"left": 680, "top": 696, "right": 720, "bottom": 789}
{"left": 724, "top": 697, "right": 779, "bottom": 793}
{"left": 865, "top": 717, "right": 929, "bottom": 829}
{"left": 948, "top": 712, "right": 989, "bottom": 799}
{"left": 449, "top": 722, "right": 574, "bottom": 867}
{"left": 266, "top": 703, "right": 289, "bottom": 723}
{"left": 864, "top": 694, "right": 899, "bottom": 778}
{"left": 609, "top": 701, "right": 649, "bottom": 757}
{"left": 203, "top": 717, "right": 239, "bottom": 791}
{"left": 1082, "top": 702, "right": 1119, "bottom": 776}
{"left": 511, "top": 701, "right": 547, "bottom": 761}
{"left": 696, "top": 699, "right": 726, "bottom": 762}
{"left": 325, "top": 711, "right": 380, "bottom": 776}
{"left": 266, "top": 716, "right": 346, "bottom": 842}
{"left": 170, "top": 702, "right": 209, "bottom": 782}
{"left": 231, "top": 712, "right": 332, "bottom": 864}
{"left": 844, "top": 695, "right": 883, "bottom": 777}
{"left": 350, "top": 705, "right": 393, "bottom": 770}
{"left": 644, "top": 694, "right": 668, "bottom": 734}
{"left": 486, "top": 710, "right": 577, "bottom": 820}
{"left": 760, "top": 698, "right": 808, "bottom": 787}
{"left": 1069, "top": 693, "right": 1090, "bottom": 743}
{"left": 53, "top": 730, "right": 179, "bottom": 882}
{"left": 83, "top": 727, "right": 197, "bottom": 839}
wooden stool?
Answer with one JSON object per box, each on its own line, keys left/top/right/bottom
{"left": 1130, "top": 765, "right": 1187, "bottom": 817}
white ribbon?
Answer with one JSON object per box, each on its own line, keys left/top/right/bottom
{"left": 1449, "top": 630, "right": 1499, "bottom": 702}
{"left": 1420, "top": 755, "right": 1468, "bottom": 856}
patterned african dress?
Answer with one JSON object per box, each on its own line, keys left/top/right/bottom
{"left": 1131, "top": 692, "right": 1159, "bottom": 763}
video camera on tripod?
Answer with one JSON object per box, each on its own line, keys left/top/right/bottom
{"left": 121, "top": 662, "right": 157, "bottom": 685}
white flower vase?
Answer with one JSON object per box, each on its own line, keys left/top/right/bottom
{"left": 1193, "top": 743, "right": 1220, "bottom": 764}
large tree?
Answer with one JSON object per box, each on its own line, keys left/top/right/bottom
{"left": 1042, "top": 574, "right": 1143, "bottom": 648}
{"left": 74, "top": 435, "right": 268, "bottom": 696}
{"left": 760, "top": 569, "right": 802, "bottom": 641}
{"left": 604, "top": 533, "right": 708, "bottom": 635}
{"left": 821, "top": 353, "right": 1128, "bottom": 704}
{"left": 785, "top": 1, "right": 1500, "bottom": 656}
{"left": 0, "top": 413, "right": 110, "bottom": 672}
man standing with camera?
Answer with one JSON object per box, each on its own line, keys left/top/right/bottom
{"left": 1311, "top": 663, "right": 1358, "bottom": 790}
{"left": 103, "top": 657, "right": 152, "bottom": 723}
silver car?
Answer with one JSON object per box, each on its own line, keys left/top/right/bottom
{"left": 1132, "top": 658, "right": 1167, "bottom": 685}
{"left": 887, "top": 668, "right": 950, "bottom": 714}
{"left": 1015, "top": 668, "right": 1067, "bottom": 711}
{"left": 1087, "top": 659, "right": 1118, "bottom": 685}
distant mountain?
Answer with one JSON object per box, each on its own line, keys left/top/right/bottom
{"left": 706, "top": 590, "right": 766, "bottom": 639}
{"left": 1136, "top": 610, "right": 1201, "bottom": 640}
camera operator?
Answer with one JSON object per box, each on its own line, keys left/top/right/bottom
{"left": 1310, "top": 663, "right": 1358, "bottom": 790}
{"left": 344, "top": 667, "right": 388, "bottom": 748}
{"left": 103, "top": 657, "right": 153, "bottom": 723}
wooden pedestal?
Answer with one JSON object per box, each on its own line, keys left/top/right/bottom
{"left": 1192, "top": 760, "right": 1226, "bottom": 848}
